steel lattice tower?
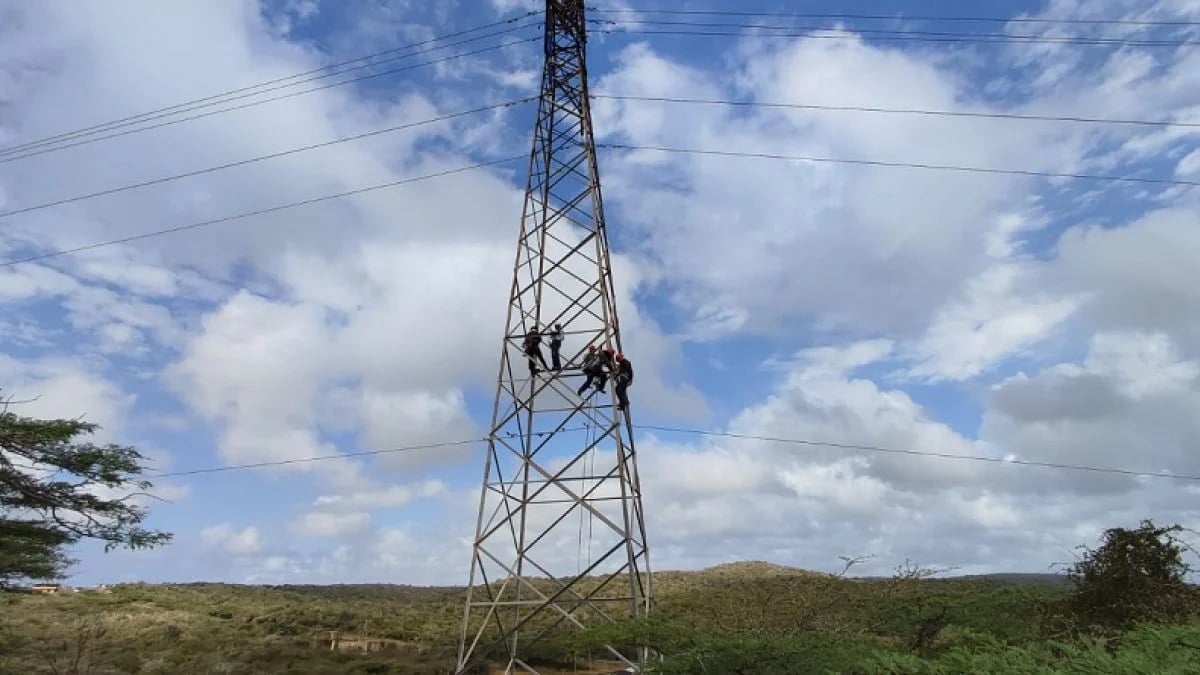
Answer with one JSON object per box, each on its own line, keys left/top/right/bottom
{"left": 455, "top": 1, "right": 652, "bottom": 673}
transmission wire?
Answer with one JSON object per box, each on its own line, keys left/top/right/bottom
{"left": 0, "top": 155, "right": 526, "bottom": 267}
{"left": 138, "top": 423, "right": 1200, "bottom": 483}
{"left": 589, "top": 7, "right": 1200, "bottom": 27}
{"left": 0, "top": 97, "right": 536, "bottom": 219}
{"left": 597, "top": 143, "right": 1200, "bottom": 187}
{"left": 594, "top": 21, "right": 1200, "bottom": 47}
{"left": 7, "top": 141, "right": 1194, "bottom": 268}
{"left": 591, "top": 94, "right": 1200, "bottom": 129}
{"left": 639, "top": 426, "right": 1200, "bottom": 482}
{"left": 0, "top": 14, "right": 542, "bottom": 158}
{"left": 0, "top": 34, "right": 540, "bottom": 164}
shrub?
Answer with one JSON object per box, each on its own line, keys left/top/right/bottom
{"left": 1055, "top": 520, "right": 1197, "bottom": 632}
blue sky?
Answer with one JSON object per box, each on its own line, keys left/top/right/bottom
{"left": 2, "top": 0, "right": 1200, "bottom": 587}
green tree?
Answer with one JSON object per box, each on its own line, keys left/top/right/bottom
{"left": 0, "top": 392, "right": 172, "bottom": 588}
{"left": 1061, "top": 519, "right": 1197, "bottom": 631}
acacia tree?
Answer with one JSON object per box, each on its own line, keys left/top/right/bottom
{"left": 0, "top": 391, "right": 171, "bottom": 587}
{"left": 1062, "top": 519, "right": 1197, "bottom": 630}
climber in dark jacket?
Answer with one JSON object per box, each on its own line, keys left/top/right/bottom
{"left": 577, "top": 345, "right": 605, "bottom": 396}
{"left": 613, "top": 353, "right": 633, "bottom": 412}
{"left": 523, "top": 327, "right": 549, "bottom": 375}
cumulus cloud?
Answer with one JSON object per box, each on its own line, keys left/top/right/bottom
{"left": 4, "top": 0, "right": 1200, "bottom": 588}
{"left": 1047, "top": 208, "right": 1200, "bottom": 353}
{"left": 639, "top": 332, "right": 1200, "bottom": 575}
{"left": 311, "top": 479, "right": 447, "bottom": 511}
{"left": 294, "top": 511, "right": 372, "bottom": 539}
{"left": 0, "top": 355, "right": 134, "bottom": 444}
{"left": 200, "top": 524, "right": 264, "bottom": 556}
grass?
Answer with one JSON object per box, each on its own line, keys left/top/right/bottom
{"left": 0, "top": 562, "right": 1194, "bottom": 674}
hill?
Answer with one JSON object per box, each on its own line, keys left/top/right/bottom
{"left": 0, "top": 563, "right": 1190, "bottom": 674}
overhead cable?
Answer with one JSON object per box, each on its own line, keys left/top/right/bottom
{"left": 0, "top": 155, "right": 524, "bottom": 267}
{"left": 146, "top": 426, "right": 590, "bottom": 478}
{"left": 6, "top": 142, "right": 1189, "bottom": 267}
{"left": 596, "top": 143, "right": 1200, "bottom": 187}
{"left": 639, "top": 425, "right": 1200, "bottom": 482}
{"left": 0, "top": 33, "right": 540, "bottom": 163}
{"left": 0, "top": 98, "right": 535, "bottom": 219}
{"left": 143, "top": 424, "right": 1200, "bottom": 483}
{"left": 589, "top": 7, "right": 1200, "bottom": 27}
{"left": 0, "top": 12, "right": 542, "bottom": 158}
{"left": 595, "top": 22, "right": 1200, "bottom": 47}
{"left": 147, "top": 438, "right": 487, "bottom": 478}
{"left": 592, "top": 94, "right": 1200, "bottom": 129}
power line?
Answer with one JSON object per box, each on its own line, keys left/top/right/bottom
{"left": 0, "top": 12, "right": 542, "bottom": 158}
{"left": 0, "top": 98, "right": 535, "bottom": 219}
{"left": 589, "top": 7, "right": 1200, "bottom": 28}
{"left": 596, "top": 143, "right": 1200, "bottom": 187}
{"left": 142, "top": 423, "right": 1200, "bottom": 483}
{"left": 0, "top": 155, "right": 524, "bottom": 267}
{"left": 640, "top": 425, "right": 1200, "bottom": 483}
{"left": 147, "top": 438, "right": 487, "bottom": 478}
{"left": 6, "top": 142, "right": 1189, "bottom": 266}
{"left": 0, "top": 33, "right": 540, "bottom": 164}
{"left": 595, "top": 22, "right": 1200, "bottom": 47}
{"left": 145, "top": 427, "right": 589, "bottom": 478}
{"left": 1, "top": 35, "right": 539, "bottom": 164}
{"left": 592, "top": 94, "right": 1200, "bottom": 129}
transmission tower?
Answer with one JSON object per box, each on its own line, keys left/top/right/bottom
{"left": 455, "top": 1, "right": 652, "bottom": 673}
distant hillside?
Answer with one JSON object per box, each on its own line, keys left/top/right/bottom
{"left": 110, "top": 562, "right": 1069, "bottom": 591}
{"left": 658, "top": 560, "right": 832, "bottom": 581}
{"left": 2, "top": 559, "right": 1082, "bottom": 674}
{"left": 948, "top": 572, "right": 1072, "bottom": 588}
{"left": 852, "top": 571, "right": 1072, "bottom": 588}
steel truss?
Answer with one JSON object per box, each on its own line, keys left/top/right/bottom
{"left": 455, "top": 1, "right": 652, "bottom": 673}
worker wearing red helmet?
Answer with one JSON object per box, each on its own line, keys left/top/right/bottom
{"left": 577, "top": 345, "right": 614, "bottom": 397}
{"left": 613, "top": 353, "right": 633, "bottom": 412}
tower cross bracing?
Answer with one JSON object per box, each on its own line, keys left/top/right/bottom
{"left": 455, "top": 1, "right": 652, "bottom": 673}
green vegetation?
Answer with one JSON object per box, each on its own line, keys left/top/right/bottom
{"left": 1, "top": 521, "right": 1196, "bottom": 673}
{"left": 0, "top": 394, "right": 172, "bottom": 589}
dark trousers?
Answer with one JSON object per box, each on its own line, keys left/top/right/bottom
{"left": 615, "top": 376, "right": 630, "bottom": 409}
{"left": 577, "top": 367, "right": 606, "bottom": 396}
{"left": 526, "top": 347, "right": 548, "bottom": 374}
{"left": 550, "top": 340, "right": 562, "bottom": 370}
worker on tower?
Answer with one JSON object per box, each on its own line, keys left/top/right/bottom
{"left": 576, "top": 345, "right": 602, "bottom": 396}
{"left": 523, "top": 326, "right": 549, "bottom": 375}
{"left": 614, "top": 353, "right": 633, "bottom": 412}
{"left": 549, "top": 323, "right": 564, "bottom": 370}
{"left": 576, "top": 345, "right": 611, "bottom": 397}
{"left": 599, "top": 346, "right": 616, "bottom": 382}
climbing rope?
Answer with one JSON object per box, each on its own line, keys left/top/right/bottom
{"left": 576, "top": 399, "right": 591, "bottom": 576}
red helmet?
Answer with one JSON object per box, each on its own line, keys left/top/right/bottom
{"left": 615, "top": 354, "right": 625, "bottom": 361}
{"left": 603, "top": 347, "right": 614, "bottom": 354}
{"left": 587, "top": 345, "right": 596, "bottom": 351}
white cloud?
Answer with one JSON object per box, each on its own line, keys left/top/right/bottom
{"left": 200, "top": 524, "right": 264, "bottom": 556}
{"left": 488, "top": 0, "right": 539, "bottom": 14}
{"left": 311, "top": 479, "right": 447, "bottom": 511}
{"left": 907, "top": 264, "right": 1080, "bottom": 381}
{"left": 5, "top": 0, "right": 1200, "bottom": 588}
{"left": 294, "top": 511, "right": 372, "bottom": 539}
{"left": 0, "top": 355, "right": 134, "bottom": 444}
{"left": 638, "top": 331, "right": 1200, "bottom": 575}
{"left": 982, "top": 330, "right": 1200, "bottom": 488}
{"left": 593, "top": 39, "right": 1053, "bottom": 341}
{"left": 1047, "top": 208, "right": 1200, "bottom": 353}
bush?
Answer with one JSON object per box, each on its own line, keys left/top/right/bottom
{"left": 1054, "top": 519, "right": 1198, "bottom": 632}
{"left": 862, "top": 622, "right": 1200, "bottom": 674}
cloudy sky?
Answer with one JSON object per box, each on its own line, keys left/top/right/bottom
{"left": 2, "top": 0, "right": 1199, "bottom": 586}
